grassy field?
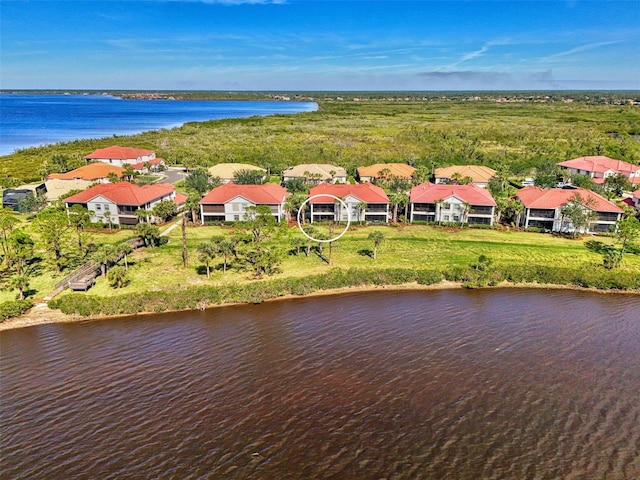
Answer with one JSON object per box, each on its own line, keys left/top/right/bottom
{"left": 78, "top": 222, "right": 639, "bottom": 299}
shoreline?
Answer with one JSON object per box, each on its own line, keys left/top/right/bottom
{"left": 2, "top": 280, "right": 638, "bottom": 332}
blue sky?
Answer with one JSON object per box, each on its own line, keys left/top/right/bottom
{"left": 1, "top": 0, "right": 639, "bottom": 91}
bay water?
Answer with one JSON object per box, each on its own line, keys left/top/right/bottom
{"left": 0, "top": 94, "right": 317, "bottom": 155}
{"left": 2, "top": 289, "right": 639, "bottom": 479}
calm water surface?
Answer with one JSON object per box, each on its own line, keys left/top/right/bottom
{"left": 0, "top": 94, "right": 317, "bottom": 155}
{"left": 1, "top": 289, "right": 640, "bottom": 479}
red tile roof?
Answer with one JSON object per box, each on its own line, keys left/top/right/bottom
{"left": 558, "top": 156, "right": 640, "bottom": 176}
{"left": 308, "top": 182, "right": 390, "bottom": 204}
{"left": 173, "top": 192, "right": 187, "bottom": 206}
{"left": 64, "top": 181, "right": 175, "bottom": 206}
{"left": 633, "top": 188, "right": 640, "bottom": 200}
{"left": 516, "top": 186, "right": 622, "bottom": 213}
{"left": 86, "top": 146, "right": 155, "bottom": 160}
{"left": 131, "top": 158, "right": 164, "bottom": 170}
{"left": 47, "top": 163, "right": 124, "bottom": 181}
{"left": 410, "top": 183, "right": 496, "bottom": 205}
{"left": 200, "top": 183, "right": 288, "bottom": 205}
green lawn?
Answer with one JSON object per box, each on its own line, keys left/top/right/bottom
{"left": 81, "top": 223, "right": 639, "bottom": 298}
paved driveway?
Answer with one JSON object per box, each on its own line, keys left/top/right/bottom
{"left": 159, "top": 167, "right": 187, "bottom": 185}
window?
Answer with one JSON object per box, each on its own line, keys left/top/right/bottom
{"left": 234, "top": 215, "right": 240, "bottom": 221}
{"left": 232, "top": 203, "right": 240, "bottom": 212}
{"left": 443, "top": 202, "right": 450, "bottom": 209}
{"left": 95, "top": 204, "right": 102, "bottom": 211}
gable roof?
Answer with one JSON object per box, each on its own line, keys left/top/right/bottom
{"left": 410, "top": 183, "right": 497, "bottom": 205}
{"left": 308, "top": 182, "right": 390, "bottom": 204}
{"left": 434, "top": 165, "right": 497, "bottom": 183}
{"left": 208, "top": 163, "right": 266, "bottom": 180}
{"left": 200, "top": 183, "right": 288, "bottom": 205}
{"left": 86, "top": 146, "right": 155, "bottom": 160}
{"left": 283, "top": 164, "right": 347, "bottom": 178}
{"left": 516, "top": 186, "right": 622, "bottom": 213}
{"left": 357, "top": 163, "right": 416, "bottom": 179}
{"left": 557, "top": 156, "right": 640, "bottom": 176}
{"left": 633, "top": 188, "right": 640, "bottom": 200}
{"left": 131, "top": 158, "right": 164, "bottom": 170}
{"left": 64, "top": 181, "right": 175, "bottom": 206}
{"left": 47, "top": 163, "right": 124, "bottom": 181}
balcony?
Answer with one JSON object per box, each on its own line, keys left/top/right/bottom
{"left": 366, "top": 204, "right": 388, "bottom": 213}
{"left": 312, "top": 205, "right": 335, "bottom": 213}
{"left": 201, "top": 204, "right": 224, "bottom": 213}
{"left": 469, "top": 206, "right": 493, "bottom": 215}
{"left": 529, "top": 209, "right": 555, "bottom": 219}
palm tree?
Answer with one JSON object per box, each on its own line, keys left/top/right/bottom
{"left": 94, "top": 244, "right": 117, "bottom": 277}
{"left": 107, "top": 266, "right": 129, "bottom": 288}
{"left": 356, "top": 201, "right": 368, "bottom": 223}
{"left": 460, "top": 202, "right": 471, "bottom": 226}
{"left": 434, "top": 199, "right": 444, "bottom": 225}
{"left": 103, "top": 210, "right": 113, "bottom": 231}
{"left": 117, "top": 242, "right": 133, "bottom": 270}
{"left": 212, "top": 235, "right": 235, "bottom": 273}
{"left": 9, "top": 274, "right": 30, "bottom": 300}
{"left": 197, "top": 242, "right": 216, "bottom": 279}
{"left": 368, "top": 230, "right": 385, "bottom": 260}
{"left": 135, "top": 208, "right": 150, "bottom": 224}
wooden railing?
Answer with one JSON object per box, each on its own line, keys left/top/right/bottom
{"left": 52, "top": 237, "right": 145, "bottom": 295}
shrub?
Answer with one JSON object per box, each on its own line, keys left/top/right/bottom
{"left": 0, "top": 299, "right": 34, "bottom": 321}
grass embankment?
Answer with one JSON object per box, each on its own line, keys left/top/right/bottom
{"left": 47, "top": 224, "right": 640, "bottom": 317}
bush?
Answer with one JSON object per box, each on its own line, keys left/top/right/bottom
{"left": 0, "top": 299, "right": 34, "bottom": 321}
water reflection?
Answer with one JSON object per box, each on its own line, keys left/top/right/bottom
{"left": 1, "top": 289, "right": 639, "bottom": 479}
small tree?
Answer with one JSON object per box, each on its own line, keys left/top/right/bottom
{"left": 67, "top": 204, "right": 92, "bottom": 248}
{"left": 107, "top": 172, "right": 121, "bottom": 184}
{"left": 9, "top": 274, "right": 31, "bottom": 300}
{"left": 117, "top": 242, "right": 133, "bottom": 270}
{"left": 107, "top": 266, "right": 129, "bottom": 288}
{"left": 560, "top": 193, "right": 596, "bottom": 238}
{"left": 185, "top": 168, "right": 215, "bottom": 197}
{"left": 34, "top": 208, "right": 72, "bottom": 273}
{"left": 356, "top": 201, "right": 368, "bottom": 223}
{"left": 94, "top": 244, "right": 117, "bottom": 277}
{"left": 212, "top": 236, "right": 236, "bottom": 273}
{"left": 197, "top": 242, "right": 216, "bottom": 279}
{"left": 136, "top": 223, "right": 161, "bottom": 247}
{"left": 152, "top": 200, "right": 178, "bottom": 223}
{"left": 368, "top": 230, "right": 385, "bottom": 259}
{"left": 103, "top": 210, "right": 113, "bottom": 231}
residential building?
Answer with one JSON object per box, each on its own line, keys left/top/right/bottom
{"left": 85, "top": 146, "right": 158, "bottom": 167}
{"left": 516, "top": 186, "right": 623, "bottom": 233}
{"left": 199, "top": 183, "right": 288, "bottom": 224}
{"left": 557, "top": 156, "right": 640, "bottom": 185}
{"left": 434, "top": 165, "right": 497, "bottom": 188}
{"left": 207, "top": 163, "right": 267, "bottom": 184}
{"left": 357, "top": 163, "right": 416, "bottom": 183}
{"left": 282, "top": 164, "right": 348, "bottom": 184}
{"left": 64, "top": 181, "right": 181, "bottom": 226}
{"left": 48, "top": 163, "right": 124, "bottom": 183}
{"left": 308, "top": 183, "right": 390, "bottom": 223}
{"left": 632, "top": 188, "right": 640, "bottom": 208}
{"left": 45, "top": 163, "right": 125, "bottom": 201}
{"left": 2, "top": 183, "right": 47, "bottom": 210}
{"left": 409, "top": 183, "right": 496, "bottom": 225}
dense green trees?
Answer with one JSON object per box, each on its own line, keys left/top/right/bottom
{"left": 3, "top": 99, "right": 639, "bottom": 189}
{"left": 185, "top": 168, "right": 219, "bottom": 197}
